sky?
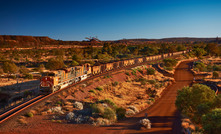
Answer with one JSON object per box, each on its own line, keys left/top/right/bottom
{"left": 0, "top": 0, "right": 221, "bottom": 41}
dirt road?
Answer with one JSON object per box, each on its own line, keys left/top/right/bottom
{"left": 84, "top": 60, "right": 194, "bottom": 134}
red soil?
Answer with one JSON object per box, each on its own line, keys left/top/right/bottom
{"left": 0, "top": 61, "right": 193, "bottom": 134}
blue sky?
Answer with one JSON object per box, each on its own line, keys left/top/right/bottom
{"left": 0, "top": 0, "right": 221, "bottom": 41}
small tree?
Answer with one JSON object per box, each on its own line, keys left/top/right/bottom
{"left": 19, "top": 65, "right": 29, "bottom": 75}
{"left": 46, "top": 58, "right": 64, "bottom": 70}
{"left": 202, "top": 108, "right": 221, "bottom": 134}
{"left": 176, "top": 84, "right": 215, "bottom": 120}
{"left": 2, "top": 62, "right": 18, "bottom": 74}
{"left": 147, "top": 68, "right": 155, "bottom": 75}
{"left": 213, "top": 71, "right": 219, "bottom": 79}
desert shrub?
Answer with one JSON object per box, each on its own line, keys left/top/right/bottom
{"left": 194, "top": 62, "right": 207, "bottom": 72}
{"left": 103, "top": 107, "right": 116, "bottom": 120}
{"left": 116, "top": 107, "right": 126, "bottom": 119}
{"left": 99, "top": 99, "right": 117, "bottom": 109}
{"left": 112, "top": 81, "right": 119, "bottom": 86}
{"left": 25, "top": 73, "right": 33, "bottom": 79}
{"left": 164, "top": 67, "right": 173, "bottom": 71}
{"left": 25, "top": 112, "right": 33, "bottom": 117}
{"left": 19, "top": 65, "right": 29, "bottom": 74}
{"left": 146, "top": 67, "right": 155, "bottom": 75}
{"left": 56, "top": 101, "right": 62, "bottom": 105}
{"left": 91, "top": 103, "right": 105, "bottom": 115}
{"left": 125, "top": 72, "right": 130, "bottom": 76}
{"left": 138, "top": 68, "right": 143, "bottom": 73}
{"left": 213, "top": 65, "right": 221, "bottom": 71}
{"left": 154, "top": 83, "right": 161, "bottom": 89}
{"left": 95, "top": 87, "right": 103, "bottom": 91}
{"left": 212, "top": 71, "right": 219, "bottom": 79}
{"left": 148, "top": 79, "right": 156, "bottom": 84}
{"left": 11, "top": 75, "right": 16, "bottom": 79}
{"left": 163, "top": 58, "right": 178, "bottom": 67}
{"left": 207, "top": 64, "right": 213, "bottom": 72}
{"left": 89, "top": 90, "right": 96, "bottom": 94}
{"left": 131, "top": 69, "right": 136, "bottom": 76}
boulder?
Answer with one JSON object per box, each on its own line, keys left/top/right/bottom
{"left": 66, "top": 112, "right": 75, "bottom": 121}
{"left": 140, "top": 118, "right": 151, "bottom": 129}
{"left": 93, "top": 118, "right": 110, "bottom": 126}
{"left": 50, "top": 106, "right": 64, "bottom": 114}
{"left": 126, "top": 109, "right": 136, "bottom": 116}
{"left": 128, "top": 105, "right": 139, "bottom": 113}
{"left": 73, "top": 101, "right": 83, "bottom": 110}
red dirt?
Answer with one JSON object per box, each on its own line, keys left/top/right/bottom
{"left": 0, "top": 61, "right": 193, "bottom": 134}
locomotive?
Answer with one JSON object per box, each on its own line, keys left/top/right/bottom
{"left": 40, "top": 63, "right": 91, "bottom": 93}
{"left": 40, "top": 50, "right": 187, "bottom": 93}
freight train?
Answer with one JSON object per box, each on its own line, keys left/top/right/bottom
{"left": 40, "top": 50, "right": 187, "bottom": 93}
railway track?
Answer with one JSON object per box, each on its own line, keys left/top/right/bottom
{"left": 0, "top": 54, "right": 181, "bottom": 125}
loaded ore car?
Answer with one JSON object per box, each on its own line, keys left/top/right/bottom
{"left": 106, "top": 63, "right": 113, "bottom": 71}
{"left": 40, "top": 63, "right": 91, "bottom": 93}
{"left": 92, "top": 65, "right": 101, "bottom": 75}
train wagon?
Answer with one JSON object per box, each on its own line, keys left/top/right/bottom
{"left": 106, "top": 63, "right": 114, "bottom": 71}
{"left": 124, "top": 60, "right": 129, "bottom": 66}
{"left": 128, "top": 59, "right": 135, "bottom": 65}
{"left": 92, "top": 65, "right": 101, "bottom": 75}
{"left": 138, "top": 57, "right": 143, "bottom": 63}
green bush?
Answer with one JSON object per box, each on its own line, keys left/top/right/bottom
{"left": 163, "top": 58, "right": 178, "bottom": 67}
{"left": 99, "top": 99, "right": 117, "bottom": 109}
{"left": 194, "top": 62, "right": 207, "bottom": 72}
{"left": 116, "top": 107, "right": 126, "bottom": 119}
{"left": 25, "top": 73, "right": 33, "bottom": 79}
{"left": 164, "top": 66, "right": 173, "bottom": 71}
{"left": 213, "top": 65, "right": 221, "bottom": 71}
{"left": 89, "top": 89, "right": 96, "bottom": 94}
{"left": 175, "top": 84, "right": 216, "bottom": 122}
{"left": 202, "top": 108, "right": 221, "bottom": 134}
{"left": 148, "top": 79, "right": 156, "bottom": 84}
{"left": 131, "top": 69, "right": 136, "bottom": 76}
{"left": 95, "top": 87, "right": 103, "bottom": 91}
{"left": 146, "top": 68, "right": 155, "bottom": 75}
{"left": 213, "top": 71, "right": 219, "bottom": 79}
{"left": 56, "top": 101, "right": 62, "bottom": 105}
{"left": 91, "top": 103, "right": 105, "bottom": 115}
{"left": 125, "top": 72, "right": 130, "bottom": 76}
{"left": 25, "top": 112, "right": 33, "bottom": 117}
{"left": 103, "top": 107, "right": 116, "bottom": 120}
{"left": 112, "top": 81, "right": 119, "bottom": 86}
{"left": 138, "top": 69, "right": 143, "bottom": 74}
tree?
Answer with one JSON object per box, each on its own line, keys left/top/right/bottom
{"left": 2, "top": 62, "right": 18, "bottom": 74}
{"left": 192, "top": 48, "right": 206, "bottom": 58}
{"left": 19, "top": 66, "right": 29, "bottom": 75}
{"left": 213, "top": 71, "right": 219, "bottom": 79}
{"left": 72, "top": 54, "right": 82, "bottom": 63}
{"left": 176, "top": 84, "right": 215, "bottom": 119}
{"left": 46, "top": 58, "right": 64, "bottom": 70}
{"left": 202, "top": 108, "right": 221, "bottom": 134}
{"left": 205, "top": 43, "right": 219, "bottom": 56}
{"left": 146, "top": 68, "right": 155, "bottom": 75}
